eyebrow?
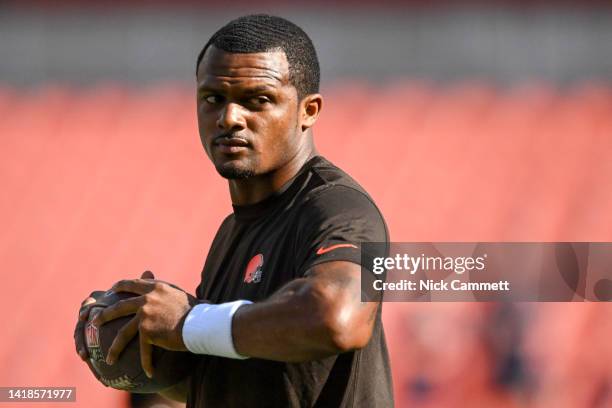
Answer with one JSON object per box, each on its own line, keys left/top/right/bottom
{"left": 241, "top": 85, "right": 278, "bottom": 95}
{"left": 197, "top": 83, "right": 278, "bottom": 95}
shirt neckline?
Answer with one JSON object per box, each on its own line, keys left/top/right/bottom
{"left": 232, "top": 156, "right": 324, "bottom": 222}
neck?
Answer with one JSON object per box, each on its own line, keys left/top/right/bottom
{"left": 229, "top": 144, "right": 318, "bottom": 206}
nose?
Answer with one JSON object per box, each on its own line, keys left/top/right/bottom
{"left": 217, "top": 102, "right": 246, "bottom": 132}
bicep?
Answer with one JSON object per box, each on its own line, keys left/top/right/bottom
{"left": 303, "top": 261, "right": 379, "bottom": 337}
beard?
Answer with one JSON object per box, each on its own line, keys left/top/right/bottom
{"left": 215, "top": 162, "right": 256, "bottom": 179}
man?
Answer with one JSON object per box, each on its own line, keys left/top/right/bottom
{"left": 75, "top": 14, "right": 393, "bottom": 407}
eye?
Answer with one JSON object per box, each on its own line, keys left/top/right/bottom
{"left": 250, "top": 96, "right": 271, "bottom": 105}
{"left": 203, "top": 95, "right": 224, "bottom": 104}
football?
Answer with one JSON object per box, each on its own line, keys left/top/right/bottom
{"left": 84, "top": 290, "right": 195, "bottom": 393}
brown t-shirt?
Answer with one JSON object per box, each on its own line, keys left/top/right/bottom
{"left": 187, "top": 156, "right": 394, "bottom": 408}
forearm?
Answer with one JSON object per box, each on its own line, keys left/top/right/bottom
{"left": 232, "top": 280, "right": 339, "bottom": 361}
{"left": 231, "top": 262, "right": 377, "bottom": 362}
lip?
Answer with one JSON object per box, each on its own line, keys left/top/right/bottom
{"left": 215, "top": 144, "right": 248, "bottom": 154}
{"left": 213, "top": 136, "right": 250, "bottom": 154}
{"left": 215, "top": 138, "right": 249, "bottom": 147}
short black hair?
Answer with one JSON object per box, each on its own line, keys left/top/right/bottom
{"left": 196, "top": 14, "right": 320, "bottom": 100}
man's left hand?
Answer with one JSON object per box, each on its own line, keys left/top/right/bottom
{"left": 91, "top": 271, "right": 197, "bottom": 378}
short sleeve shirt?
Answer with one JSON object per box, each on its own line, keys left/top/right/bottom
{"left": 187, "top": 156, "right": 393, "bottom": 408}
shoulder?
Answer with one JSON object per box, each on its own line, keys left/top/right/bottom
{"left": 304, "top": 156, "right": 367, "bottom": 194}
{"left": 295, "top": 158, "right": 388, "bottom": 240}
{"left": 301, "top": 184, "right": 383, "bottom": 221}
{"left": 301, "top": 158, "right": 384, "bottom": 219}
{"left": 215, "top": 213, "right": 235, "bottom": 234}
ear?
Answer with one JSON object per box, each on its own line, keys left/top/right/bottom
{"left": 299, "top": 93, "right": 323, "bottom": 131}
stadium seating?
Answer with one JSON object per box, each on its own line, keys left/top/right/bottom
{"left": 0, "top": 82, "right": 610, "bottom": 407}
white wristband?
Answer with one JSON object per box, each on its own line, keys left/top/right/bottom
{"left": 182, "top": 300, "right": 252, "bottom": 359}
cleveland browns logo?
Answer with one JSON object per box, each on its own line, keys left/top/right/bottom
{"left": 244, "top": 254, "right": 264, "bottom": 283}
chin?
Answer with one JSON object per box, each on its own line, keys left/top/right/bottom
{"left": 215, "top": 162, "right": 256, "bottom": 180}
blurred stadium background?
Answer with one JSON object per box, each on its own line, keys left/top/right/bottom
{"left": 1, "top": 1, "right": 611, "bottom": 407}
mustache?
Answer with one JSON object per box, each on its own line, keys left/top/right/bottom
{"left": 213, "top": 132, "right": 251, "bottom": 146}
{"left": 214, "top": 132, "right": 249, "bottom": 142}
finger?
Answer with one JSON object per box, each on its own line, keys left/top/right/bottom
{"left": 141, "top": 270, "right": 155, "bottom": 280}
{"left": 92, "top": 296, "right": 145, "bottom": 326}
{"left": 79, "top": 300, "right": 98, "bottom": 321}
{"left": 140, "top": 333, "right": 154, "bottom": 378}
{"left": 106, "top": 316, "right": 139, "bottom": 365}
{"left": 79, "top": 289, "right": 107, "bottom": 321}
{"left": 80, "top": 296, "right": 97, "bottom": 308}
{"left": 88, "top": 290, "right": 106, "bottom": 301}
{"left": 111, "top": 279, "right": 156, "bottom": 295}
{"left": 75, "top": 309, "right": 104, "bottom": 360}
